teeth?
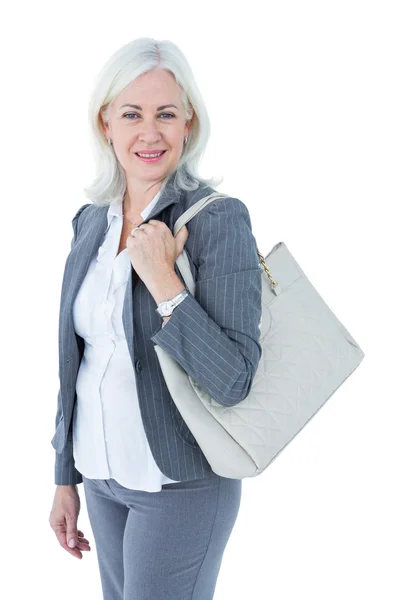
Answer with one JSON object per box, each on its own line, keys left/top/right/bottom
{"left": 137, "top": 151, "right": 164, "bottom": 158}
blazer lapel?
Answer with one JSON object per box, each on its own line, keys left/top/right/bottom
{"left": 140, "top": 177, "right": 184, "bottom": 223}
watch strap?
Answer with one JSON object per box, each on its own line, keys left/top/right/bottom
{"left": 156, "top": 289, "right": 189, "bottom": 316}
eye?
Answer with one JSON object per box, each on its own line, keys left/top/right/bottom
{"left": 122, "top": 112, "right": 176, "bottom": 120}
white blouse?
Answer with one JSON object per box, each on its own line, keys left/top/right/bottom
{"left": 72, "top": 191, "right": 180, "bottom": 491}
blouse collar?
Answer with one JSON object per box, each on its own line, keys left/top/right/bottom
{"left": 106, "top": 189, "right": 163, "bottom": 228}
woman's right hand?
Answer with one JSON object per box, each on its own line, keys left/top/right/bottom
{"left": 49, "top": 485, "right": 91, "bottom": 559}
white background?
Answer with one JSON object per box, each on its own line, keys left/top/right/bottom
{"left": 1, "top": 1, "right": 398, "bottom": 598}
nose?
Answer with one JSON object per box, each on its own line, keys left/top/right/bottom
{"left": 138, "top": 124, "right": 163, "bottom": 143}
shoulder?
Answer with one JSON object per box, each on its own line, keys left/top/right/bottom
{"left": 72, "top": 202, "right": 93, "bottom": 223}
{"left": 71, "top": 202, "right": 93, "bottom": 238}
{"left": 183, "top": 186, "right": 252, "bottom": 231}
{"left": 72, "top": 201, "right": 108, "bottom": 225}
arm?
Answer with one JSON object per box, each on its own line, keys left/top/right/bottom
{"left": 52, "top": 390, "right": 83, "bottom": 485}
{"left": 52, "top": 204, "right": 91, "bottom": 485}
{"left": 150, "top": 196, "right": 262, "bottom": 407}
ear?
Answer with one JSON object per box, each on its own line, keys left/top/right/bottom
{"left": 99, "top": 111, "right": 110, "bottom": 141}
{"left": 185, "top": 117, "right": 194, "bottom": 138}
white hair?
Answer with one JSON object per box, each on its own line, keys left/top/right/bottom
{"left": 83, "top": 37, "right": 223, "bottom": 205}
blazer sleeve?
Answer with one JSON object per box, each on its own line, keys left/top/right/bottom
{"left": 53, "top": 203, "right": 91, "bottom": 486}
{"left": 150, "top": 196, "right": 263, "bottom": 407}
{"left": 54, "top": 439, "right": 83, "bottom": 486}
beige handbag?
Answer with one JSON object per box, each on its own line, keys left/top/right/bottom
{"left": 154, "top": 193, "right": 365, "bottom": 479}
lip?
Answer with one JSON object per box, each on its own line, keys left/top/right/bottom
{"left": 135, "top": 150, "right": 167, "bottom": 163}
{"left": 135, "top": 149, "right": 167, "bottom": 154}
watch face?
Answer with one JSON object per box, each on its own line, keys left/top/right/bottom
{"left": 159, "top": 301, "right": 173, "bottom": 316}
{"left": 157, "top": 292, "right": 187, "bottom": 316}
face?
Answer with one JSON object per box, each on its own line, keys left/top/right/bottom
{"left": 102, "top": 69, "right": 192, "bottom": 191}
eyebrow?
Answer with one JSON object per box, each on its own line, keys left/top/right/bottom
{"left": 119, "top": 104, "right": 179, "bottom": 111}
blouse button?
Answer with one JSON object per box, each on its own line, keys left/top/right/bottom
{"left": 135, "top": 359, "right": 142, "bottom": 373}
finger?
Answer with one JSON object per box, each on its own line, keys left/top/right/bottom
{"left": 54, "top": 529, "right": 83, "bottom": 559}
{"left": 76, "top": 541, "right": 91, "bottom": 551}
{"left": 65, "top": 515, "right": 79, "bottom": 549}
{"left": 145, "top": 220, "right": 169, "bottom": 232}
{"left": 77, "top": 536, "right": 90, "bottom": 544}
{"left": 175, "top": 227, "right": 189, "bottom": 255}
{"left": 129, "top": 228, "right": 145, "bottom": 239}
{"left": 62, "top": 541, "right": 83, "bottom": 559}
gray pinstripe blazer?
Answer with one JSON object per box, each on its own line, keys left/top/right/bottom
{"left": 51, "top": 174, "right": 263, "bottom": 485}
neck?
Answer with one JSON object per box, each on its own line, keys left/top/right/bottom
{"left": 123, "top": 179, "right": 164, "bottom": 214}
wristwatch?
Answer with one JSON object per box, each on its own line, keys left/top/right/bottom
{"left": 156, "top": 289, "right": 189, "bottom": 317}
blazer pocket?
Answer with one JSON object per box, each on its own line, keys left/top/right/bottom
{"left": 51, "top": 415, "right": 66, "bottom": 453}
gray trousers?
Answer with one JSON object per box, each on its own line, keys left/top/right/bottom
{"left": 82, "top": 472, "right": 242, "bottom": 600}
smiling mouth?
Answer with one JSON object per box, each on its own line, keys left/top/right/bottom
{"left": 135, "top": 150, "right": 167, "bottom": 156}
{"left": 134, "top": 150, "right": 167, "bottom": 163}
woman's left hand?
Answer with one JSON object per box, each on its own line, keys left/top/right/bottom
{"left": 126, "top": 220, "right": 189, "bottom": 287}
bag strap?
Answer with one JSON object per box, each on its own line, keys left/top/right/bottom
{"left": 172, "top": 192, "right": 274, "bottom": 294}
{"left": 172, "top": 192, "right": 229, "bottom": 235}
{"left": 171, "top": 192, "right": 225, "bottom": 294}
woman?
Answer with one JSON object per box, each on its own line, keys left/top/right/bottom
{"left": 49, "top": 37, "right": 262, "bottom": 600}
